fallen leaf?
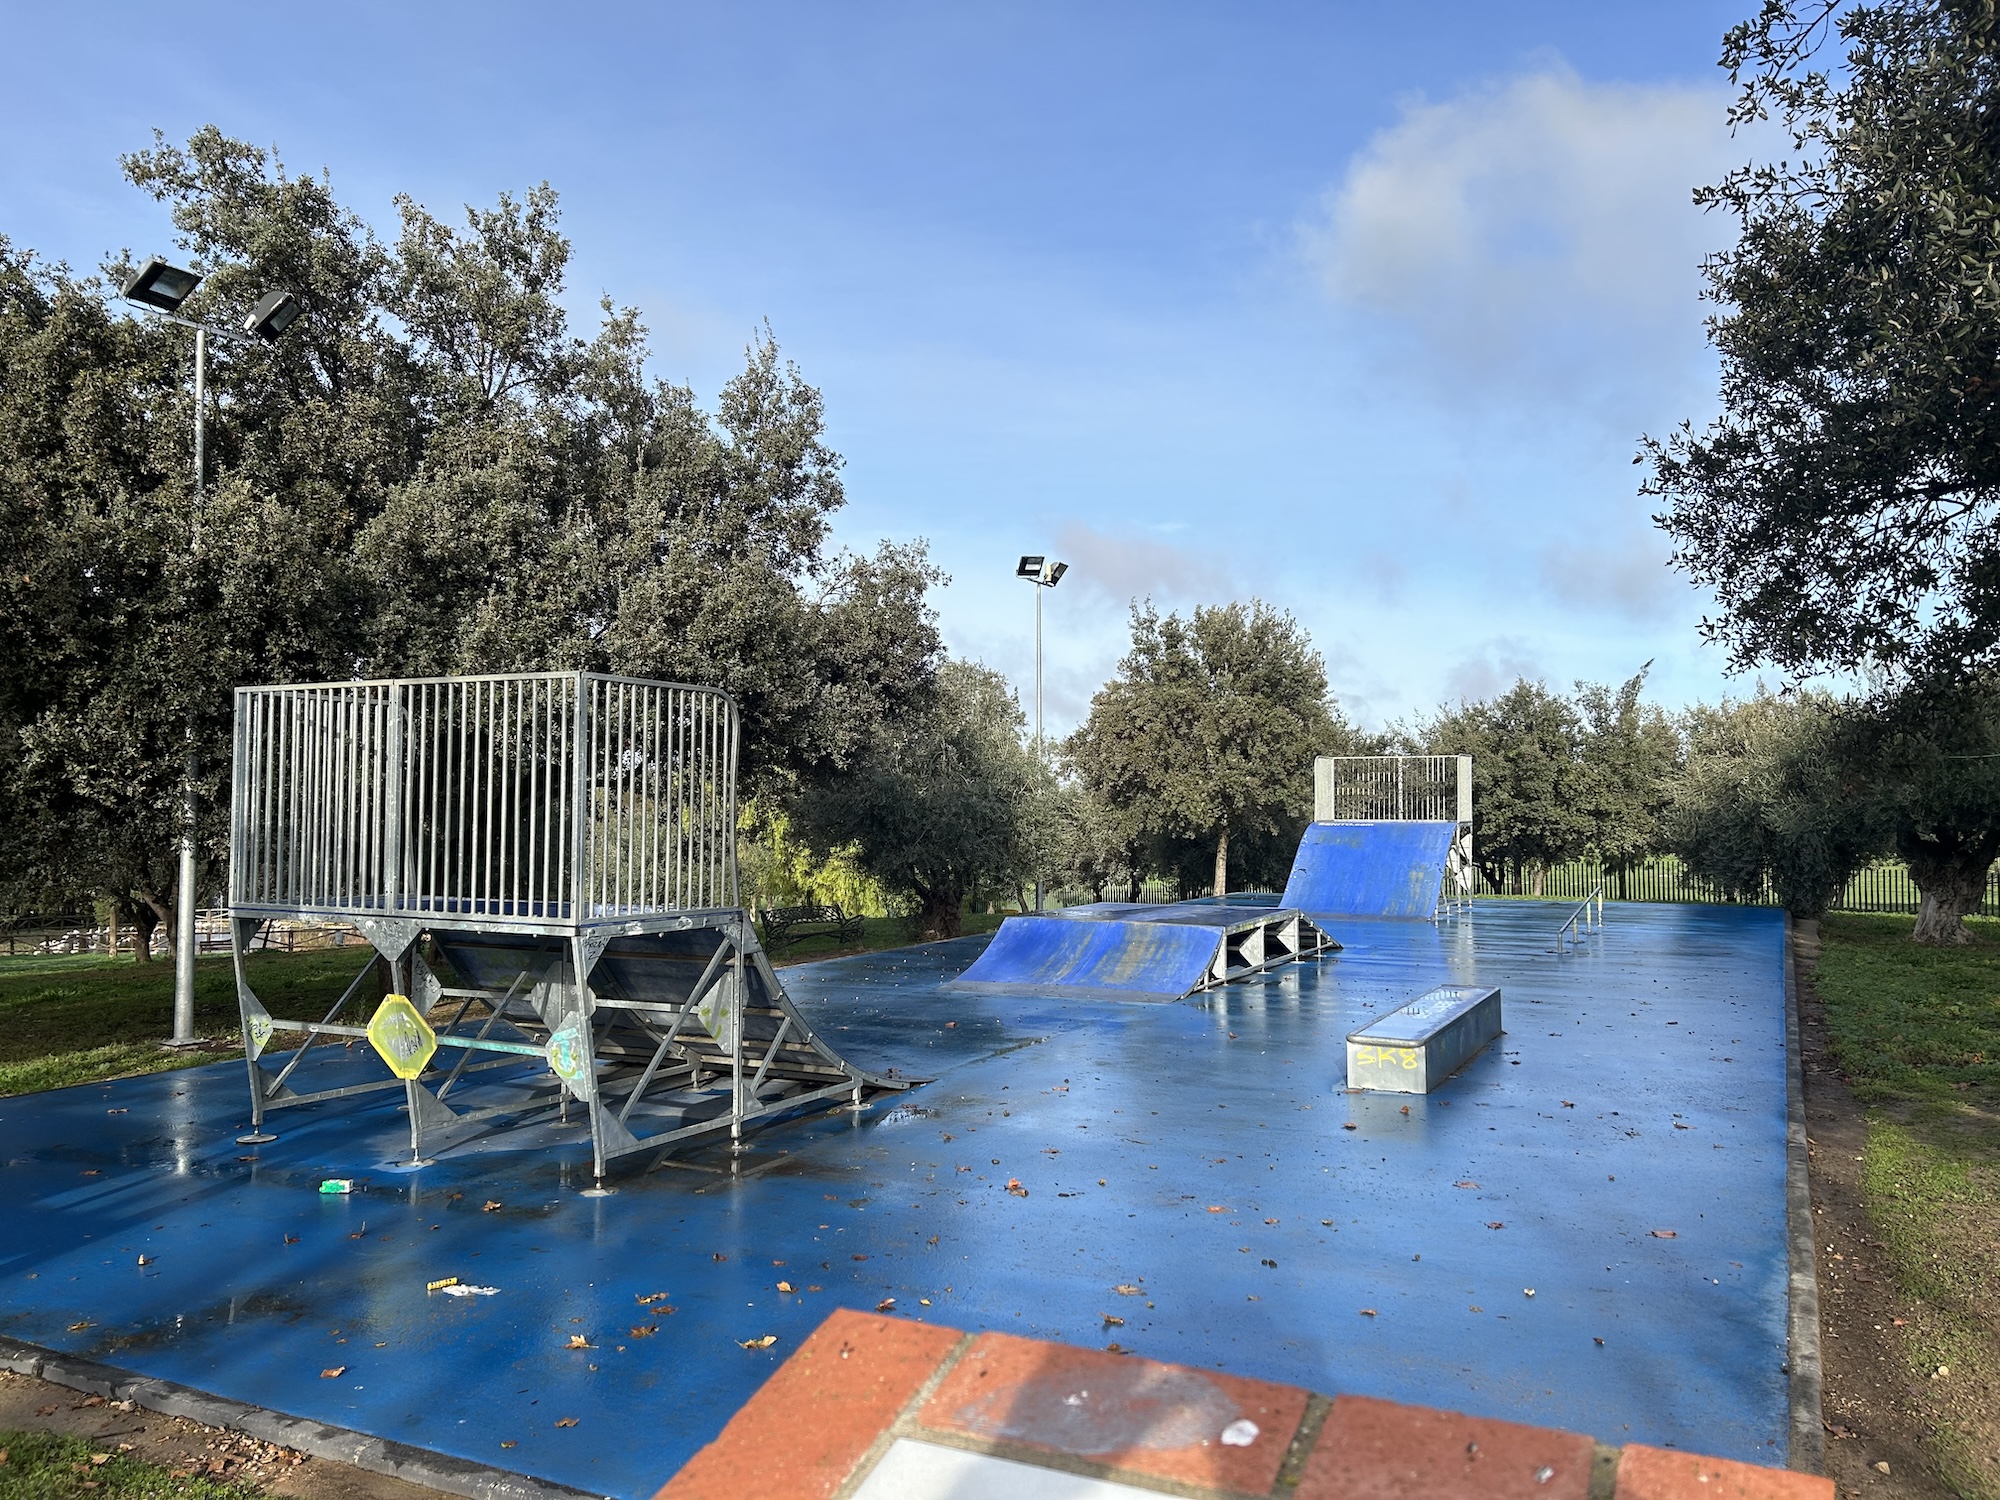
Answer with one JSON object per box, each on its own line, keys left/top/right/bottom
{"left": 500, "top": 1440, "right": 517, "bottom": 1449}
{"left": 1673, "top": 1123, "right": 1691, "bottom": 1130}
{"left": 1105, "top": 1342, "right": 1126, "bottom": 1353}
{"left": 1892, "top": 1318, "right": 1908, "bottom": 1327}
{"left": 1561, "top": 1100, "right": 1576, "bottom": 1108}
{"left": 1399, "top": 1105, "right": 1410, "bottom": 1115}
{"left": 481, "top": 1201, "right": 502, "bottom": 1213}
{"left": 1360, "top": 1308, "right": 1377, "bottom": 1316}
{"left": 876, "top": 1297, "right": 896, "bottom": 1311}
{"left": 565, "top": 1335, "right": 593, "bottom": 1349}
{"left": 90, "top": 1452, "right": 111, "bottom": 1466}
{"left": 136, "top": 1255, "right": 151, "bottom": 1266}
{"left": 1264, "top": 1217, "right": 1279, "bottom": 1225}
{"left": 807, "top": 1285, "right": 823, "bottom": 1292}
{"left": 712, "top": 1252, "right": 727, "bottom": 1262}
{"left": 320, "top": 1367, "right": 346, "bottom": 1379}
{"left": 1342, "top": 1122, "right": 1357, "bottom": 1131}
{"left": 284, "top": 1235, "right": 299, "bottom": 1244}
{"left": 1112, "top": 1283, "right": 1142, "bottom": 1295}
{"left": 1005, "top": 1178, "right": 1029, "bottom": 1197}
{"left": 851, "top": 1253, "right": 869, "bottom": 1261}
{"left": 1206, "top": 1206, "right": 1228, "bottom": 1214}
{"left": 1486, "top": 1222, "right": 1505, "bottom": 1230}
{"left": 1524, "top": 1288, "right": 1536, "bottom": 1298}
{"left": 555, "top": 1417, "right": 578, "bottom": 1428}
{"left": 919, "top": 1298, "right": 931, "bottom": 1305}
{"left": 927, "top": 1234, "right": 939, "bottom": 1245}
{"left": 1454, "top": 1181, "right": 1480, "bottom": 1189}
{"left": 107, "top": 1108, "right": 127, "bottom": 1115}
{"left": 777, "top": 1280, "right": 795, "bottom": 1293}
{"left": 629, "top": 1325, "right": 656, "bottom": 1337}
{"left": 1649, "top": 1229, "right": 1678, "bottom": 1239}
{"left": 1594, "top": 1337, "right": 1605, "bottom": 1346}
{"left": 739, "top": 1335, "right": 777, "bottom": 1350}
{"left": 67, "top": 1321, "right": 93, "bottom": 1332}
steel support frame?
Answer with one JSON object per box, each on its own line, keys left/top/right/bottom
{"left": 228, "top": 904, "right": 911, "bottom": 1178}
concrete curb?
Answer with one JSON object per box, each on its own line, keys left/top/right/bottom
{"left": 1782, "top": 915, "right": 1827, "bottom": 1474}
{"left": 0, "top": 1336, "right": 604, "bottom": 1500}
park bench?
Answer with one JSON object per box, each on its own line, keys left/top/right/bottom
{"left": 759, "top": 902, "right": 865, "bottom": 954}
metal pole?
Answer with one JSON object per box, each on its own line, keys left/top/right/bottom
{"left": 169, "top": 329, "right": 206, "bottom": 1047}
{"left": 1033, "top": 581, "right": 1043, "bottom": 914}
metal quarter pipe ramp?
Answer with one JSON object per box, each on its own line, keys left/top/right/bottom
{"left": 945, "top": 902, "right": 1336, "bottom": 1003}
{"left": 1279, "top": 819, "right": 1462, "bottom": 919}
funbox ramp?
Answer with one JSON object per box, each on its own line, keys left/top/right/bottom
{"left": 1280, "top": 819, "right": 1458, "bottom": 919}
{"left": 947, "top": 903, "right": 1334, "bottom": 1002}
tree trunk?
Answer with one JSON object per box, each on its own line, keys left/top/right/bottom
{"left": 1213, "top": 829, "right": 1229, "bottom": 899}
{"left": 1531, "top": 865, "right": 1545, "bottom": 897}
{"left": 1904, "top": 830, "right": 2000, "bottom": 946}
{"left": 1616, "top": 866, "right": 1629, "bottom": 901}
{"left": 137, "top": 889, "right": 174, "bottom": 957}
{"left": 107, "top": 901, "right": 120, "bottom": 958}
{"left": 918, "top": 886, "right": 962, "bottom": 940}
{"left": 131, "top": 902, "right": 159, "bottom": 963}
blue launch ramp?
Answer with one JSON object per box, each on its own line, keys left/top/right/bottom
{"left": 948, "top": 903, "right": 1334, "bottom": 1002}
{"left": 1280, "top": 820, "right": 1459, "bottom": 919}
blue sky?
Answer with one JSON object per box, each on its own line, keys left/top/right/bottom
{"left": 3, "top": 1, "right": 1765, "bottom": 732}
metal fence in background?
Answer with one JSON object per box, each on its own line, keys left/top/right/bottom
{"left": 1472, "top": 855, "right": 2000, "bottom": 915}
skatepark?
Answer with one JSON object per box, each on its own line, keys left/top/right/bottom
{"left": 0, "top": 677, "right": 1803, "bottom": 1498}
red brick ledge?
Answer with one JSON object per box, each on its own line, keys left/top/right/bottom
{"left": 656, "top": 1308, "right": 1830, "bottom": 1500}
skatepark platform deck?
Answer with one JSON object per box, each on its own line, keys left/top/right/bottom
{"left": 0, "top": 901, "right": 1796, "bottom": 1500}
{"left": 945, "top": 901, "right": 1335, "bottom": 1002}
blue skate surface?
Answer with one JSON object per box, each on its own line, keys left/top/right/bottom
{"left": 1282, "top": 820, "right": 1459, "bottom": 917}
{"left": 948, "top": 903, "right": 1245, "bottom": 1001}
{"left": 0, "top": 902, "right": 1794, "bottom": 1497}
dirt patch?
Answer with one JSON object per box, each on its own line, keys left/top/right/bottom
{"left": 0, "top": 1368, "right": 448, "bottom": 1499}
{"left": 1795, "top": 924, "right": 2000, "bottom": 1499}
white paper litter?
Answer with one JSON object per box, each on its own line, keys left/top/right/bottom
{"left": 440, "top": 1283, "right": 500, "bottom": 1297}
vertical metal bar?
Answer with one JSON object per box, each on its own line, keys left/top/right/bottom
{"left": 570, "top": 675, "right": 590, "bottom": 920}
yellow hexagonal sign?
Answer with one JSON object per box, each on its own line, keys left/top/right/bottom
{"left": 366, "top": 994, "right": 437, "bottom": 1080}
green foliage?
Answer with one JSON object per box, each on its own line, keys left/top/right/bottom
{"left": 0, "top": 128, "right": 942, "bottom": 938}
{"left": 0, "top": 1428, "right": 264, "bottom": 1499}
{"left": 1667, "top": 688, "right": 1884, "bottom": 917}
{"left": 737, "top": 803, "right": 891, "bottom": 917}
{"left": 1065, "top": 601, "right": 1351, "bottom": 896}
{"left": 1416, "top": 679, "right": 1593, "bottom": 892}
{"left": 1846, "top": 673, "right": 2000, "bottom": 944}
{"left": 1574, "top": 666, "right": 1681, "bottom": 880}
{"left": 794, "top": 659, "right": 1033, "bottom": 938}
{"left": 1647, "top": 0, "right": 2000, "bottom": 676}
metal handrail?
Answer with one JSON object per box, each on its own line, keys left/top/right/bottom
{"left": 1556, "top": 884, "right": 1605, "bottom": 950}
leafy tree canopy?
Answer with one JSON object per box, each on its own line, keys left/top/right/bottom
{"left": 1065, "top": 600, "right": 1356, "bottom": 896}
{"left": 0, "top": 128, "right": 941, "bottom": 933}
{"left": 1648, "top": 0, "right": 2000, "bottom": 676}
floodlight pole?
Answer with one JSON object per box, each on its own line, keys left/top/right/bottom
{"left": 168, "top": 327, "right": 207, "bottom": 1046}
{"left": 1015, "top": 555, "right": 1066, "bottom": 914}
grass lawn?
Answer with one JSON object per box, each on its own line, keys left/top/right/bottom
{"left": 0, "top": 908, "right": 1011, "bottom": 1099}
{"left": 0, "top": 1427, "right": 262, "bottom": 1499}
{"left": 1815, "top": 913, "right": 2000, "bottom": 1497}
{"left": 0, "top": 948, "right": 374, "bottom": 1100}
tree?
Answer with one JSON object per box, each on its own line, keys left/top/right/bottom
{"left": 1842, "top": 673, "right": 2000, "bottom": 943}
{"left": 1065, "top": 601, "right": 1349, "bottom": 898}
{"left": 1646, "top": 0, "right": 2000, "bottom": 677}
{"left": 1666, "top": 689, "right": 1884, "bottom": 917}
{"left": 1416, "top": 681, "right": 1592, "bottom": 894}
{"left": 1574, "top": 666, "right": 1681, "bottom": 896}
{"left": 0, "top": 128, "right": 943, "bottom": 959}
{"left": 793, "top": 660, "right": 1033, "bottom": 938}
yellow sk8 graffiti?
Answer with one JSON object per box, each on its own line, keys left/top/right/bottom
{"left": 1351, "top": 1045, "right": 1421, "bottom": 1070}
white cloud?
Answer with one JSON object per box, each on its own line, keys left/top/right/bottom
{"left": 1302, "top": 62, "right": 1741, "bottom": 401}
{"left": 1537, "top": 529, "right": 1684, "bottom": 622}
{"left": 1444, "top": 638, "right": 1544, "bottom": 705}
{"left": 1054, "top": 520, "right": 1239, "bottom": 611}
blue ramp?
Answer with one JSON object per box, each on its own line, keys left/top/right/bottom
{"left": 948, "top": 914, "right": 1224, "bottom": 1002}
{"left": 1281, "top": 820, "right": 1457, "bottom": 918}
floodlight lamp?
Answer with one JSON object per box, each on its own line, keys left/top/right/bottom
{"left": 1046, "top": 560, "right": 1067, "bottom": 586}
{"left": 243, "top": 289, "right": 302, "bottom": 341}
{"left": 1017, "top": 555, "right": 1044, "bottom": 579}
{"left": 120, "top": 256, "right": 202, "bottom": 313}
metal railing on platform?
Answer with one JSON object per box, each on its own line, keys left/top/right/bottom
{"left": 1555, "top": 885, "right": 1605, "bottom": 950}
